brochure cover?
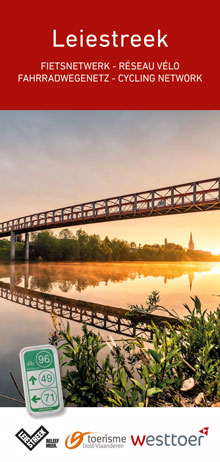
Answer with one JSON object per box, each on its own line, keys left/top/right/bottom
{"left": 0, "top": 1, "right": 219, "bottom": 460}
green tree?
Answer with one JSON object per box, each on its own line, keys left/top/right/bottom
{"left": 31, "top": 231, "right": 58, "bottom": 261}
{"left": 59, "top": 229, "right": 73, "bottom": 239}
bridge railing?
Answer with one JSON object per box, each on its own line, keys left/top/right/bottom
{"left": 0, "top": 177, "right": 219, "bottom": 235}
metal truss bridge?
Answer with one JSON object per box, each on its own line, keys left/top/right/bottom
{"left": 0, "top": 281, "right": 178, "bottom": 339}
{"left": 0, "top": 177, "right": 220, "bottom": 238}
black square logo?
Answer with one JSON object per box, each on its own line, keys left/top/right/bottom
{"left": 15, "top": 426, "right": 49, "bottom": 451}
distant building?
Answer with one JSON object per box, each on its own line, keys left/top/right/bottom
{"left": 195, "top": 249, "right": 212, "bottom": 256}
{"left": 188, "top": 232, "right": 194, "bottom": 251}
{"left": 163, "top": 233, "right": 212, "bottom": 257}
{"left": 187, "top": 232, "right": 212, "bottom": 256}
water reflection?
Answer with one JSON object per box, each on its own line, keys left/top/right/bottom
{"left": 0, "top": 279, "right": 158, "bottom": 339}
{"left": 1, "top": 261, "right": 220, "bottom": 316}
{"left": 1, "top": 261, "right": 220, "bottom": 407}
{"left": 0, "top": 261, "right": 214, "bottom": 293}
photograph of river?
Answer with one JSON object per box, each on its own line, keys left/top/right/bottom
{"left": 0, "top": 110, "right": 220, "bottom": 407}
{"left": 1, "top": 260, "right": 220, "bottom": 406}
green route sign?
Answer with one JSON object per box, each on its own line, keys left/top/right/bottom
{"left": 20, "top": 345, "right": 64, "bottom": 416}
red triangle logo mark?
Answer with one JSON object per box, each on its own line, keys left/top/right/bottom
{"left": 199, "top": 427, "right": 209, "bottom": 436}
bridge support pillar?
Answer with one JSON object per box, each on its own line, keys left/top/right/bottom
{"left": 24, "top": 262, "right": 29, "bottom": 289}
{"left": 10, "top": 262, "right": 15, "bottom": 291}
{"left": 24, "top": 233, "right": 29, "bottom": 262}
{"left": 10, "top": 231, "right": 15, "bottom": 261}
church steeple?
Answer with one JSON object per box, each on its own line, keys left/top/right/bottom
{"left": 188, "top": 232, "right": 194, "bottom": 251}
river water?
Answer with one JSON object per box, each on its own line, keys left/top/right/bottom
{"left": 0, "top": 261, "right": 220, "bottom": 406}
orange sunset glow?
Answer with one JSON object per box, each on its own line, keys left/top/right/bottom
{"left": 0, "top": 110, "right": 219, "bottom": 250}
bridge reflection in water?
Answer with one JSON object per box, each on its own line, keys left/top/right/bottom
{"left": 0, "top": 279, "right": 177, "bottom": 339}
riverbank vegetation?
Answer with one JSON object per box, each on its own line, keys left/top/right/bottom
{"left": 0, "top": 239, "right": 24, "bottom": 260}
{"left": 53, "top": 294, "right": 220, "bottom": 407}
{"left": 0, "top": 229, "right": 219, "bottom": 262}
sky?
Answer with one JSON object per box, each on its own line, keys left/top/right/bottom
{"left": 0, "top": 110, "right": 219, "bottom": 252}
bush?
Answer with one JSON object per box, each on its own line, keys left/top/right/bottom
{"left": 55, "top": 294, "right": 220, "bottom": 407}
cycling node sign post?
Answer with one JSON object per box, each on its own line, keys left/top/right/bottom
{"left": 20, "top": 344, "right": 64, "bottom": 416}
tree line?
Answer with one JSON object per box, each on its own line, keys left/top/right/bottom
{"left": 0, "top": 229, "right": 218, "bottom": 262}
